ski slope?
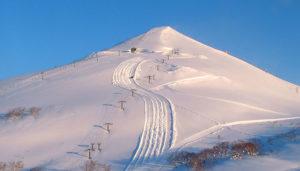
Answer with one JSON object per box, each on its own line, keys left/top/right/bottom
{"left": 0, "top": 26, "right": 300, "bottom": 170}
{"left": 113, "top": 57, "right": 176, "bottom": 170}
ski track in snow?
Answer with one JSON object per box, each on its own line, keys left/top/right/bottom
{"left": 174, "top": 116, "right": 300, "bottom": 151}
{"left": 112, "top": 57, "right": 176, "bottom": 170}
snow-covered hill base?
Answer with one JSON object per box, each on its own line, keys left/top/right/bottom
{"left": 0, "top": 26, "right": 299, "bottom": 170}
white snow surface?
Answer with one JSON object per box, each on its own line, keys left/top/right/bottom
{"left": 0, "top": 26, "right": 300, "bottom": 170}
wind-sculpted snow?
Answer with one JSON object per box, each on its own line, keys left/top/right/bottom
{"left": 112, "top": 57, "right": 176, "bottom": 170}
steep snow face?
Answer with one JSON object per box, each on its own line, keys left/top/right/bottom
{"left": 0, "top": 26, "right": 299, "bottom": 170}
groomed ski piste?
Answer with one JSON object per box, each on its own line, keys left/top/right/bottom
{"left": 112, "top": 57, "right": 176, "bottom": 170}
{"left": 0, "top": 26, "right": 300, "bottom": 170}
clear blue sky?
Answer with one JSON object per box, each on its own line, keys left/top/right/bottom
{"left": 1, "top": 0, "right": 299, "bottom": 85}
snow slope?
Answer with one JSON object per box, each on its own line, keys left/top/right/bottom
{"left": 0, "top": 26, "right": 299, "bottom": 170}
{"left": 112, "top": 57, "right": 175, "bottom": 170}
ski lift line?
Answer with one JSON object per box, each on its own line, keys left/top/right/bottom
{"left": 2, "top": 53, "right": 106, "bottom": 94}
{"left": 2, "top": 48, "right": 170, "bottom": 95}
{"left": 68, "top": 133, "right": 104, "bottom": 167}
{"left": 65, "top": 106, "right": 108, "bottom": 168}
{"left": 47, "top": 50, "right": 104, "bottom": 75}
{"left": 4, "top": 54, "right": 159, "bottom": 168}
{"left": 67, "top": 135, "right": 98, "bottom": 167}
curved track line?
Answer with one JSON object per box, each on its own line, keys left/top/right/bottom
{"left": 112, "top": 57, "right": 175, "bottom": 170}
{"left": 197, "top": 95, "right": 287, "bottom": 115}
{"left": 152, "top": 75, "right": 220, "bottom": 90}
{"left": 174, "top": 116, "right": 300, "bottom": 151}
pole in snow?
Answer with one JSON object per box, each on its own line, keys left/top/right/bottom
{"left": 173, "top": 48, "right": 180, "bottom": 55}
{"left": 146, "top": 75, "right": 153, "bottom": 84}
{"left": 130, "top": 89, "right": 137, "bottom": 97}
{"left": 104, "top": 123, "right": 113, "bottom": 134}
{"left": 118, "top": 100, "right": 126, "bottom": 111}
{"left": 97, "top": 143, "right": 102, "bottom": 152}
{"left": 167, "top": 54, "right": 170, "bottom": 60}
{"left": 91, "top": 143, "right": 95, "bottom": 151}
{"left": 87, "top": 149, "right": 92, "bottom": 159}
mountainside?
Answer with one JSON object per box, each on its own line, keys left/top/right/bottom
{"left": 0, "top": 26, "right": 299, "bottom": 171}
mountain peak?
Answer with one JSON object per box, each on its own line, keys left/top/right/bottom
{"left": 145, "top": 26, "right": 177, "bottom": 35}
{"left": 111, "top": 26, "right": 213, "bottom": 54}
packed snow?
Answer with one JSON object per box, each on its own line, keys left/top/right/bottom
{"left": 0, "top": 26, "right": 299, "bottom": 170}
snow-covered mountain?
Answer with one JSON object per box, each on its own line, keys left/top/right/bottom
{"left": 0, "top": 26, "right": 299, "bottom": 171}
